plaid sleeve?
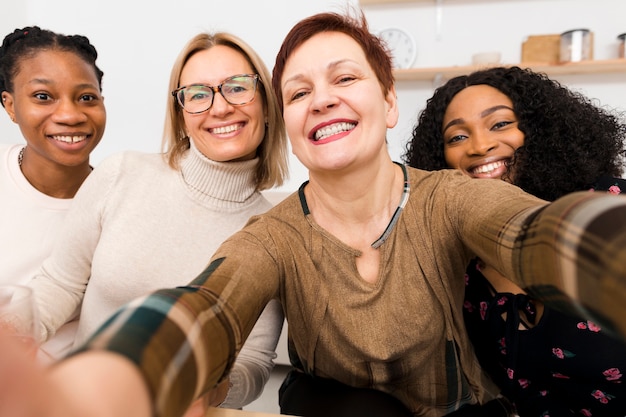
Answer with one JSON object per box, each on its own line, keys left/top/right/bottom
{"left": 74, "top": 232, "right": 280, "bottom": 417}
{"left": 512, "top": 191, "right": 626, "bottom": 339}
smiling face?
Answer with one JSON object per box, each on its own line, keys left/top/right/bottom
{"left": 280, "top": 31, "right": 398, "bottom": 174}
{"left": 179, "top": 45, "right": 266, "bottom": 162}
{"left": 442, "top": 85, "right": 525, "bottom": 180}
{"left": 1, "top": 50, "right": 105, "bottom": 167}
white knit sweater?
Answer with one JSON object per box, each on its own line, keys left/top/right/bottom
{"left": 0, "top": 143, "right": 79, "bottom": 359}
{"left": 30, "top": 139, "right": 283, "bottom": 408}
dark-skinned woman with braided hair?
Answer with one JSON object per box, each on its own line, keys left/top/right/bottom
{"left": 0, "top": 26, "right": 106, "bottom": 361}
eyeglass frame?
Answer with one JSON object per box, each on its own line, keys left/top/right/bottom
{"left": 171, "top": 74, "right": 261, "bottom": 114}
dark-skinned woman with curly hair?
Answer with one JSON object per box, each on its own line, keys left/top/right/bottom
{"left": 405, "top": 66, "right": 626, "bottom": 417}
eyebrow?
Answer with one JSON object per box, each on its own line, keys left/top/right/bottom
{"left": 282, "top": 59, "right": 356, "bottom": 89}
{"left": 28, "top": 78, "right": 99, "bottom": 90}
{"left": 442, "top": 104, "right": 514, "bottom": 133}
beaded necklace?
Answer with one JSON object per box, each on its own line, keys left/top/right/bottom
{"left": 18, "top": 146, "right": 25, "bottom": 166}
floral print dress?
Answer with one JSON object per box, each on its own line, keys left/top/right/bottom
{"left": 463, "top": 177, "right": 626, "bottom": 417}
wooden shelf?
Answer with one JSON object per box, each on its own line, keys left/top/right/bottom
{"left": 361, "top": 0, "right": 471, "bottom": 3}
{"left": 361, "top": 0, "right": 427, "bottom": 3}
{"left": 393, "top": 59, "right": 626, "bottom": 81}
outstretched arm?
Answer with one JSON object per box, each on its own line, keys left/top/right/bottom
{"left": 511, "top": 191, "right": 626, "bottom": 337}
{"left": 71, "top": 234, "right": 279, "bottom": 417}
{"left": 459, "top": 184, "right": 626, "bottom": 338}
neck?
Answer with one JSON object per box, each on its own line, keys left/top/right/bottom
{"left": 21, "top": 160, "right": 92, "bottom": 199}
{"left": 180, "top": 138, "right": 260, "bottom": 206}
{"left": 306, "top": 157, "right": 401, "bottom": 221}
{"left": 304, "top": 158, "right": 406, "bottom": 252}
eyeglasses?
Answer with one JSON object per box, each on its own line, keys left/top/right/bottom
{"left": 172, "top": 74, "right": 260, "bottom": 114}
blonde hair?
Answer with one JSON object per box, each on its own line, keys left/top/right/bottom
{"left": 161, "top": 32, "right": 288, "bottom": 190}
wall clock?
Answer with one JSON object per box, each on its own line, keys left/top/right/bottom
{"left": 378, "top": 27, "right": 417, "bottom": 69}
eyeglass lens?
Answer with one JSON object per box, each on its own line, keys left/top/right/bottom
{"left": 176, "top": 74, "right": 258, "bottom": 114}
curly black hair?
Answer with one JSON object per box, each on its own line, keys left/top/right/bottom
{"left": 0, "top": 26, "right": 103, "bottom": 107}
{"left": 403, "top": 66, "right": 626, "bottom": 201}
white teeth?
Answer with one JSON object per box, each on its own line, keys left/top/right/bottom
{"left": 472, "top": 160, "right": 505, "bottom": 175}
{"left": 314, "top": 122, "right": 356, "bottom": 141}
{"left": 212, "top": 123, "right": 242, "bottom": 134}
{"left": 52, "top": 135, "right": 87, "bottom": 143}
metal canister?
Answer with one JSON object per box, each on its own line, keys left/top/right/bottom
{"left": 560, "top": 29, "right": 591, "bottom": 62}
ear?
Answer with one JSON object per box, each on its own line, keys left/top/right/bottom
{"left": 384, "top": 85, "right": 399, "bottom": 129}
{"left": 1, "top": 92, "right": 16, "bottom": 123}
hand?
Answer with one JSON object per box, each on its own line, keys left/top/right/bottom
{"left": 0, "top": 328, "right": 152, "bottom": 417}
{"left": 183, "top": 378, "right": 230, "bottom": 417}
{"left": 0, "top": 327, "right": 49, "bottom": 416}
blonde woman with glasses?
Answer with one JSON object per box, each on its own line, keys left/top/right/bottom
{"left": 25, "top": 31, "right": 288, "bottom": 415}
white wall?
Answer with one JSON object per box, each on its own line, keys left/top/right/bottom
{"left": 2, "top": 0, "right": 625, "bottom": 192}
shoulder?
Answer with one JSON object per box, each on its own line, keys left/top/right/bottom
{"left": 96, "top": 150, "right": 166, "bottom": 171}
{"left": 247, "top": 191, "right": 301, "bottom": 229}
{"left": 0, "top": 143, "right": 21, "bottom": 166}
{"left": 76, "top": 151, "right": 170, "bottom": 200}
{"left": 0, "top": 143, "right": 16, "bottom": 154}
{"left": 406, "top": 165, "right": 541, "bottom": 201}
{"left": 226, "top": 191, "right": 304, "bottom": 248}
{"left": 406, "top": 166, "right": 474, "bottom": 205}
{"left": 91, "top": 151, "right": 170, "bottom": 181}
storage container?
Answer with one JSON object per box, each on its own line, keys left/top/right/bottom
{"left": 560, "top": 29, "right": 592, "bottom": 62}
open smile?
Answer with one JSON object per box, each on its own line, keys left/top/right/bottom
{"left": 210, "top": 122, "right": 245, "bottom": 135}
{"left": 467, "top": 159, "right": 509, "bottom": 178}
{"left": 312, "top": 121, "right": 356, "bottom": 141}
{"left": 50, "top": 135, "right": 88, "bottom": 144}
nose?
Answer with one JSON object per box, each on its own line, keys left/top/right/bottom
{"left": 467, "top": 130, "right": 498, "bottom": 155}
{"left": 51, "top": 98, "right": 88, "bottom": 125}
{"left": 209, "top": 90, "right": 234, "bottom": 116}
{"left": 310, "top": 85, "right": 339, "bottom": 113}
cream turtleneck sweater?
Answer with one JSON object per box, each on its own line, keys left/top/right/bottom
{"left": 30, "top": 139, "right": 283, "bottom": 407}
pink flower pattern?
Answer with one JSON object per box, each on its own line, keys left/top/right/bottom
{"left": 578, "top": 320, "right": 602, "bottom": 332}
{"left": 609, "top": 184, "right": 621, "bottom": 194}
{"left": 591, "top": 389, "right": 615, "bottom": 404}
{"left": 479, "top": 301, "right": 488, "bottom": 320}
{"left": 603, "top": 367, "right": 623, "bottom": 382}
{"left": 552, "top": 347, "right": 575, "bottom": 359}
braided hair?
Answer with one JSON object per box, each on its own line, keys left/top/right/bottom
{"left": 0, "top": 26, "right": 104, "bottom": 107}
{"left": 404, "top": 66, "right": 626, "bottom": 201}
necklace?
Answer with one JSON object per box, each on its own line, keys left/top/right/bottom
{"left": 18, "top": 146, "right": 25, "bottom": 166}
{"left": 297, "top": 162, "right": 411, "bottom": 250}
{"left": 371, "top": 162, "right": 410, "bottom": 249}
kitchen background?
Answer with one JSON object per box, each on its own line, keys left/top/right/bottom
{"left": 2, "top": 0, "right": 625, "bottom": 189}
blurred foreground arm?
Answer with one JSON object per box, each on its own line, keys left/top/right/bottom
{"left": 0, "top": 330, "right": 151, "bottom": 417}
{"left": 509, "top": 191, "right": 626, "bottom": 337}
